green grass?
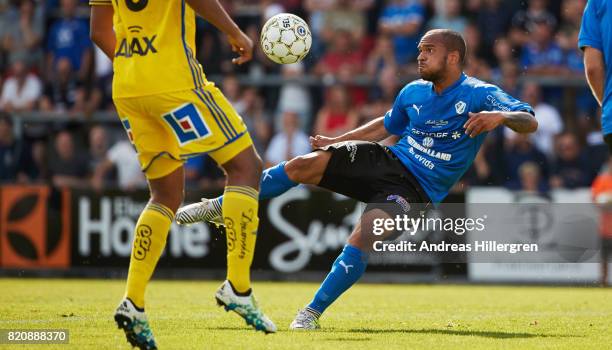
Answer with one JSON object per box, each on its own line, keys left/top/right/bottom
{"left": 0, "top": 279, "right": 610, "bottom": 350}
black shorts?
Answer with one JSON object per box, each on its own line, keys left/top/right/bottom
{"left": 605, "top": 134, "right": 612, "bottom": 154}
{"left": 317, "top": 141, "right": 431, "bottom": 216}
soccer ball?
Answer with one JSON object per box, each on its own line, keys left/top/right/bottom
{"left": 260, "top": 13, "right": 312, "bottom": 64}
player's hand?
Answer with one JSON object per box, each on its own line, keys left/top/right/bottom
{"left": 227, "top": 30, "right": 253, "bottom": 65}
{"left": 310, "top": 135, "right": 337, "bottom": 149}
{"left": 463, "top": 111, "right": 505, "bottom": 138}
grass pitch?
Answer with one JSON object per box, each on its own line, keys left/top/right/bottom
{"left": 0, "top": 279, "right": 610, "bottom": 350}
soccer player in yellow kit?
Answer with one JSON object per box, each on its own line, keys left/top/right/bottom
{"left": 90, "top": 0, "right": 276, "bottom": 347}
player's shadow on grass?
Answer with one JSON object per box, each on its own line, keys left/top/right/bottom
{"left": 345, "top": 328, "right": 578, "bottom": 339}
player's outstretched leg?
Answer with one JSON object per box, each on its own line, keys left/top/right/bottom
{"left": 290, "top": 209, "right": 394, "bottom": 330}
{"left": 213, "top": 146, "right": 276, "bottom": 333}
{"left": 115, "top": 166, "right": 184, "bottom": 349}
{"left": 176, "top": 151, "right": 331, "bottom": 225}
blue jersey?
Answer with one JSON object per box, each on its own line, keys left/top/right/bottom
{"left": 384, "top": 74, "right": 533, "bottom": 204}
{"left": 579, "top": 0, "right": 612, "bottom": 135}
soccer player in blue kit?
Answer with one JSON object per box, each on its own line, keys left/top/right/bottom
{"left": 176, "top": 29, "right": 538, "bottom": 329}
{"left": 579, "top": 0, "right": 612, "bottom": 153}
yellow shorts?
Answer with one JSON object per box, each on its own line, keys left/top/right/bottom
{"left": 114, "top": 84, "right": 253, "bottom": 179}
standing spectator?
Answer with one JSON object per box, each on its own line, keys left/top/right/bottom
{"left": 427, "top": 0, "right": 467, "bottom": 35}
{"left": 265, "top": 110, "right": 311, "bottom": 167}
{"left": 520, "top": 82, "right": 563, "bottom": 158}
{"left": 49, "top": 129, "right": 90, "bottom": 188}
{"left": 39, "top": 57, "right": 86, "bottom": 114}
{"left": 1, "top": 0, "right": 45, "bottom": 69}
{"left": 0, "top": 113, "right": 36, "bottom": 183}
{"left": 591, "top": 157, "right": 612, "bottom": 286}
{"left": 520, "top": 17, "right": 565, "bottom": 75}
{"left": 45, "top": 0, "right": 92, "bottom": 81}
{"left": 550, "top": 132, "right": 593, "bottom": 188}
{"left": 0, "top": 58, "right": 42, "bottom": 112}
{"left": 378, "top": 0, "right": 425, "bottom": 67}
{"left": 313, "top": 85, "right": 358, "bottom": 137}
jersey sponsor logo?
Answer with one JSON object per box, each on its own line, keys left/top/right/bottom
{"left": 425, "top": 119, "right": 448, "bottom": 128}
{"left": 422, "top": 137, "right": 434, "bottom": 148}
{"left": 455, "top": 101, "right": 466, "bottom": 114}
{"left": 452, "top": 131, "right": 462, "bottom": 140}
{"left": 486, "top": 95, "right": 511, "bottom": 112}
{"left": 163, "top": 103, "right": 211, "bottom": 145}
{"left": 409, "top": 147, "right": 435, "bottom": 170}
{"left": 411, "top": 128, "right": 448, "bottom": 139}
{"left": 407, "top": 136, "right": 452, "bottom": 161}
{"left": 115, "top": 35, "right": 158, "bottom": 58}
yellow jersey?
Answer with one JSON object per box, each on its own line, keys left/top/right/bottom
{"left": 90, "top": 0, "right": 206, "bottom": 98}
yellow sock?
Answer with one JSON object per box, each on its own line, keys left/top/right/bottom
{"left": 125, "top": 202, "right": 174, "bottom": 308}
{"left": 223, "top": 186, "right": 259, "bottom": 293}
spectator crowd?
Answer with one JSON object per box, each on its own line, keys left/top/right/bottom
{"left": 0, "top": 0, "right": 609, "bottom": 197}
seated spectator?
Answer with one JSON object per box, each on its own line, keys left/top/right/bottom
{"left": 0, "top": 58, "right": 42, "bottom": 112}
{"left": 321, "top": 0, "right": 370, "bottom": 45}
{"left": 504, "top": 133, "right": 549, "bottom": 189}
{"left": 510, "top": 0, "right": 557, "bottom": 47}
{"left": 378, "top": 0, "right": 424, "bottom": 67}
{"left": 0, "top": 113, "right": 36, "bottom": 183}
{"left": 518, "top": 161, "right": 549, "bottom": 195}
{"left": 314, "top": 85, "right": 358, "bottom": 137}
{"left": 476, "top": 0, "right": 511, "bottom": 62}
{"left": 92, "top": 139, "right": 147, "bottom": 191}
{"left": 265, "top": 110, "right": 311, "bottom": 167}
{"left": 463, "top": 23, "right": 492, "bottom": 80}
{"left": 365, "top": 34, "right": 397, "bottom": 78}
{"left": 88, "top": 124, "right": 109, "bottom": 172}
{"left": 314, "top": 29, "right": 365, "bottom": 79}
{"left": 240, "top": 87, "right": 271, "bottom": 155}
{"left": 550, "top": 132, "right": 593, "bottom": 189}
{"left": 0, "top": 0, "right": 45, "bottom": 69}
{"left": 87, "top": 47, "right": 114, "bottom": 113}
{"left": 45, "top": 0, "right": 92, "bottom": 81}
{"left": 39, "top": 57, "right": 86, "bottom": 115}
{"left": 491, "top": 37, "right": 516, "bottom": 71}
{"left": 361, "top": 65, "right": 399, "bottom": 122}
{"left": 49, "top": 129, "right": 90, "bottom": 188}
{"left": 520, "top": 17, "right": 565, "bottom": 75}
{"left": 184, "top": 154, "right": 225, "bottom": 191}
{"left": 427, "top": 0, "right": 467, "bottom": 35}
{"left": 519, "top": 82, "right": 563, "bottom": 159}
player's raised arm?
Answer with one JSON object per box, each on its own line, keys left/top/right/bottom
{"left": 310, "top": 116, "right": 390, "bottom": 148}
{"left": 186, "top": 0, "right": 253, "bottom": 65}
{"left": 89, "top": 4, "right": 115, "bottom": 61}
{"left": 463, "top": 111, "right": 537, "bottom": 138}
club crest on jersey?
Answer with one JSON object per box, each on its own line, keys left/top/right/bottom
{"left": 163, "top": 103, "right": 211, "bottom": 145}
{"left": 422, "top": 137, "right": 434, "bottom": 148}
{"left": 455, "top": 101, "right": 466, "bottom": 114}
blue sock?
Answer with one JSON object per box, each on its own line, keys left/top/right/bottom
{"left": 307, "top": 245, "right": 368, "bottom": 316}
{"left": 216, "top": 161, "right": 297, "bottom": 206}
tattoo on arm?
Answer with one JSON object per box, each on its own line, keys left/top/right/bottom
{"left": 502, "top": 111, "right": 538, "bottom": 133}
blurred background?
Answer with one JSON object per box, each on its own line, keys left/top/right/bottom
{"left": 0, "top": 0, "right": 610, "bottom": 284}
